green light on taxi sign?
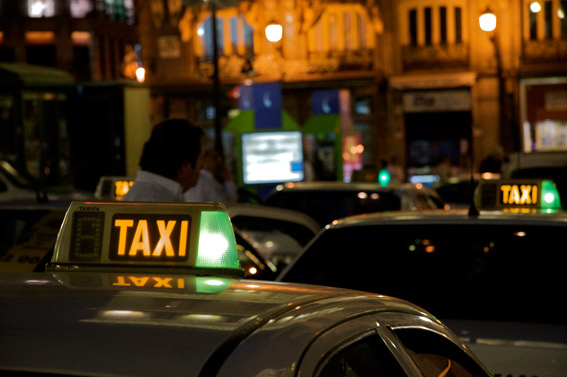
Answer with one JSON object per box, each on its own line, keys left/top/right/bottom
{"left": 541, "top": 180, "right": 562, "bottom": 210}
{"left": 196, "top": 211, "right": 239, "bottom": 269}
{"left": 378, "top": 169, "right": 391, "bottom": 187}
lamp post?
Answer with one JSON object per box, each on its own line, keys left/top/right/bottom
{"left": 479, "top": 7, "right": 512, "bottom": 153}
{"left": 210, "top": 1, "right": 223, "bottom": 158}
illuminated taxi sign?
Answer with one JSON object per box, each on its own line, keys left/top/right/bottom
{"left": 475, "top": 179, "right": 562, "bottom": 211}
{"left": 110, "top": 214, "right": 190, "bottom": 261}
{"left": 94, "top": 176, "right": 134, "bottom": 201}
{"left": 50, "top": 202, "right": 241, "bottom": 274}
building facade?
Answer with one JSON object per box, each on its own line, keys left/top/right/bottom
{"left": 139, "top": 0, "right": 566, "bottom": 182}
{"left": 0, "top": 0, "right": 146, "bottom": 189}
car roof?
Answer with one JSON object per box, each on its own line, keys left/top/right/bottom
{"left": 268, "top": 181, "right": 438, "bottom": 194}
{"left": 225, "top": 202, "right": 321, "bottom": 232}
{"left": 327, "top": 208, "right": 567, "bottom": 228}
{"left": 0, "top": 272, "right": 428, "bottom": 376}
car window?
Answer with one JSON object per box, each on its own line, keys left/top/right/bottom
{"left": 393, "top": 328, "right": 487, "bottom": 377}
{"left": 265, "top": 191, "right": 402, "bottom": 226}
{"left": 231, "top": 215, "right": 317, "bottom": 268}
{"left": 281, "top": 223, "right": 564, "bottom": 323}
{"left": 0, "top": 209, "right": 65, "bottom": 271}
{"left": 317, "top": 335, "right": 405, "bottom": 377}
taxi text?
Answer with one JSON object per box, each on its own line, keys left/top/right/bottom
{"left": 499, "top": 184, "right": 538, "bottom": 206}
{"left": 110, "top": 215, "right": 191, "bottom": 261}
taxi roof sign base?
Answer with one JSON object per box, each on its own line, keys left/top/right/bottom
{"left": 45, "top": 263, "right": 244, "bottom": 278}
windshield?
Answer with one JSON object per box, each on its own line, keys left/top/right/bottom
{"left": 281, "top": 223, "right": 565, "bottom": 323}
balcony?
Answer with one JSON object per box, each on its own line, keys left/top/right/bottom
{"left": 523, "top": 39, "right": 567, "bottom": 64}
{"left": 402, "top": 43, "right": 469, "bottom": 71}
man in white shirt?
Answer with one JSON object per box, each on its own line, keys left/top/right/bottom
{"left": 184, "top": 148, "right": 237, "bottom": 203}
{"left": 123, "top": 119, "right": 205, "bottom": 202}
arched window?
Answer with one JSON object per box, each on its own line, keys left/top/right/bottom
{"left": 307, "top": 4, "right": 374, "bottom": 53}
{"left": 196, "top": 11, "right": 253, "bottom": 61}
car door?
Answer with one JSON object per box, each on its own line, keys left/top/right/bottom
{"left": 297, "top": 312, "right": 490, "bottom": 377}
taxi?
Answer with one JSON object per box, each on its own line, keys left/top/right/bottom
{"left": 278, "top": 179, "right": 567, "bottom": 377}
{"left": 0, "top": 201, "right": 491, "bottom": 377}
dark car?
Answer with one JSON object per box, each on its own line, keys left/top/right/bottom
{"left": 278, "top": 179, "right": 567, "bottom": 377}
{"left": 263, "top": 181, "right": 447, "bottom": 227}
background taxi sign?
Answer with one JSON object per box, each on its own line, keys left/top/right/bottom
{"left": 49, "top": 202, "right": 241, "bottom": 275}
{"left": 474, "top": 179, "right": 562, "bottom": 212}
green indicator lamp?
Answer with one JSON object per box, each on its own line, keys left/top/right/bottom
{"left": 541, "top": 180, "right": 562, "bottom": 211}
{"left": 196, "top": 211, "right": 240, "bottom": 269}
{"left": 378, "top": 169, "right": 391, "bottom": 187}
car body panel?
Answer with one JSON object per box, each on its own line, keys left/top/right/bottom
{"left": 278, "top": 209, "right": 567, "bottom": 377}
{"left": 0, "top": 271, "right": 490, "bottom": 377}
{"left": 263, "top": 181, "right": 447, "bottom": 227}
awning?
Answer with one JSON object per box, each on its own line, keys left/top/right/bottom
{"left": 302, "top": 114, "right": 342, "bottom": 134}
{"left": 0, "top": 63, "right": 74, "bottom": 87}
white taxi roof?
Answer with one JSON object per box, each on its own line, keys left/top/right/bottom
{"left": 0, "top": 271, "right": 431, "bottom": 377}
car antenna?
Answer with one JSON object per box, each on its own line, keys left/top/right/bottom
{"left": 468, "top": 150, "right": 479, "bottom": 217}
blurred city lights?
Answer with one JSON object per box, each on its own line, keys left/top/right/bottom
{"left": 135, "top": 67, "right": 145, "bottom": 83}
{"left": 530, "top": 1, "right": 542, "bottom": 13}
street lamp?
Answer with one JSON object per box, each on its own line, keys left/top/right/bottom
{"left": 265, "top": 22, "right": 283, "bottom": 43}
{"left": 479, "top": 7, "right": 512, "bottom": 153}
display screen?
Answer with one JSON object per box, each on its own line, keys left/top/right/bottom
{"left": 70, "top": 211, "right": 105, "bottom": 262}
{"left": 109, "top": 214, "right": 191, "bottom": 262}
{"left": 241, "top": 131, "right": 304, "bottom": 185}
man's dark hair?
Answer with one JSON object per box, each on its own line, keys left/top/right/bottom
{"left": 139, "top": 119, "right": 204, "bottom": 179}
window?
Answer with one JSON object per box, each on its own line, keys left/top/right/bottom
{"left": 545, "top": 0, "right": 553, "bottom": 39}
{"left": 71, "top": 0, "right": 93, "bottom": 18}
{"left": 281, "top": 223, "right": 566, "bottom": 324}
{"left": 197, "top": 14, "right": 252, "bottom": 60}
{"left": 530, "top": 4, "right": 538, "bottom": 40}
{"left": 561, "top": 1, "right": 567, "bottom": 38}
{"left": 394, "top": 329, "right": 489, "bottom": 377}
{"left": 440, "top": 7, "right": 447, "bottom": 44}
{"left": 455, "top": 7, "right": 462, "bottom": 43}
{"left": 424, "top": 7, "right": 432, "bottom": 45}
{"left": 28, "top": 0, "right": 55, "bottom": 17}
{"left": 318, "top": 335, "right": 405, "bottom": 377}
{"left": 409, "top": 9, "right": 418, "bottom": 46}
{"left": 308, "top": 4, "right": 374, "bottom": 53}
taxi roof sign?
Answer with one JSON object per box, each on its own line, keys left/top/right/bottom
{"left": 48, "top": 202, "right": 242, "bottom": 275}
{"left": 474, "top": 179, "right": 562, "bottom": 212}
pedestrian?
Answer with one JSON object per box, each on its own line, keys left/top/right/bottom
{"left": 184, "top": 148, "right": 238, "bottom": 203}
{"left": 122, "top": 119, "right": 205, "bottom": 202}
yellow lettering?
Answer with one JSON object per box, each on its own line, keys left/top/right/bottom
{"left": 178, "top": 278, "right": 185, "bottom": 289}
{"left": 112, "top": 276, "right": 131, "bottom": 287}
{"left": 129, "top": 276, "right": 150, "bottom": 287}
{"left": 153, "top": 220, "right": 176, "bottom": 257}
{"left": 520, "top": 185, "right": 531, "bottom": 204}
{"left": 500, "top": 185, "right": 511, "bottom": 204}
{"left": 179, "top": 220, "right": 188, "bottom": 257}
{"left": 509, "top": 185, "right": 520, "bottom": 205}
{"left": 532, "top": 185, "right": 538, "bottom": 204}
{"left": 153, "top": 277, "right": 173, "bottom": 288}
{"left": 114, "top": 219, "right": 134, "bottom": 255}
{"left": 129, "top": 220, "right": 151, "bottom": 256}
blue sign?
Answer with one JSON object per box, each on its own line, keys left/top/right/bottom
{"left": 238, "top": 85, "right": 254, "bottom": 110}
{"left": 312, "top": 90, "right": 340, "bottom": 115}
{"left": 253, "top": 82, "right": 282, "bottom": 129}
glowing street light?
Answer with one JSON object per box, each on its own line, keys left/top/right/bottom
{"left": 530, "top": 1, "right": 542, "bottom": 13}
{"left": 479, "top": 8, "right": 497, "bottom": 32}
{"left": 265, "top": 22, "right": 283, "bottom": 43}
